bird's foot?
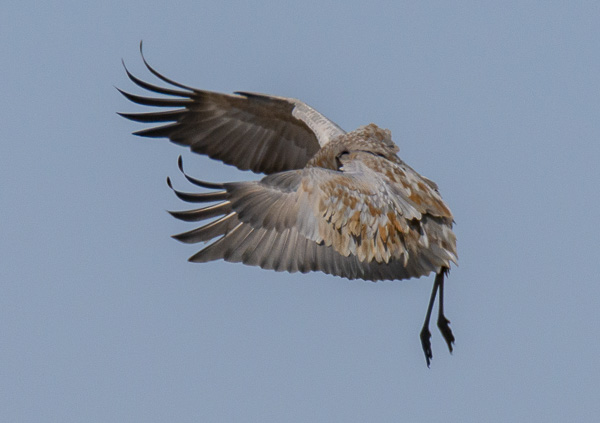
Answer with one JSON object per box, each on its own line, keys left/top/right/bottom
{"left": 420, "top": 327, "right": 433, "bottom": 367}
{"left": 437, "top": 315, "right": 455, "bottom": 353}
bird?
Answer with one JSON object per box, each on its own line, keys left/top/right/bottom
{"left": 118, "top": 44, "right": 458, "bottom": 366}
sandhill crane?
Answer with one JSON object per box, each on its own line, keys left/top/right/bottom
{"left": 118, "top": 45, "right": 457, "bottom": 366}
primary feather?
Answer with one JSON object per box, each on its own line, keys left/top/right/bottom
{"left": 119, "top": 44, "right": 458, "bottom": 366}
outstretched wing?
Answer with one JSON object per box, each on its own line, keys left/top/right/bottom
{"left": 118, "top": 45, "right": 345, "bottom": 174}
{"left": 167, "top": 155, "right": 457, "bottom": 282}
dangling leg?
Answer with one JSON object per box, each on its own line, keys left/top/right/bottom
{"left": 420, "top": 275, "right": 440, "bottom": 367}
{"left": 436, "top": 268, "right": 455, "bottom": 353}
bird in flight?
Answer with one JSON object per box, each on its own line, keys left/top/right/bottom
{"left": 118, "top": 44, "right": 458, "bottom": 366}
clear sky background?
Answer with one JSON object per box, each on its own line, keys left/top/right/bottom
{"left": 2, "top": 1, "right": 599, "bottom": 422}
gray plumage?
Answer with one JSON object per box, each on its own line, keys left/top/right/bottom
{"left": 119, "top": 44, "right": 458, "bottom": 366}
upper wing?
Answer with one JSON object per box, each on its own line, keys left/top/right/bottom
{"left": 166, "top": 154, "right": 457, "bottom": 281}
{"left": 118, "top": 46, "right": 345, "bottom": 174}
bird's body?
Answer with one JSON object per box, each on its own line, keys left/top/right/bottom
{"left": 119, "top": 46, "right": 458, "bottom": 365}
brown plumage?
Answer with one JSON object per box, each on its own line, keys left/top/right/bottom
{"left": 119, "top": 44, "right": 458, "bottom": 366}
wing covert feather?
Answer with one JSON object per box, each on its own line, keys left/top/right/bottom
{"left": 119, "top": 50, "right": 345, "bottom": 174}
{"left": 167, "top": 151, "right": 456, "bottom": 281}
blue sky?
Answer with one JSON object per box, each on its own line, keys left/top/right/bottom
{"left": 2, "top": 1, "right": 599, "bottom": 421}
